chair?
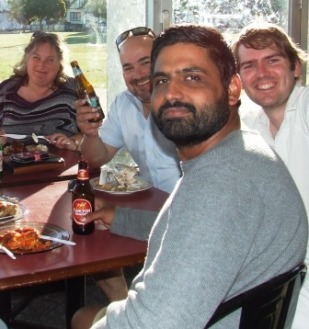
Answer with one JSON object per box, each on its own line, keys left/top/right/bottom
{"left": 205, "top": 263, "right": 307, "bottom": 329}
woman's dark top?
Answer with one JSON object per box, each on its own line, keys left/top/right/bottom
{"left": 0, "top": 77, "right": 79, "bottom": 142}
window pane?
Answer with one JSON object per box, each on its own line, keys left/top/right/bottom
{"left": 172, "top": 0, "right": 289, "bottom": 43}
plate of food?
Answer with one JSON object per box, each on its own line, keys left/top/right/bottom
{"left": 10, "top": 151, "right": 50, "bottom": 164}
{"left": 0, "top": 222, "right": 70, "bottom": 254}
{"left": 90, "top": 176, "right": 152, "bottom": 195}
{"left": 90, "top": 163, "right": 152, "bottom": 195}
{"left": 0, "top": 200, "right": 27, "bottom": 226}
{"left": 3, "top": 141, "right": 48, "bottom": 156}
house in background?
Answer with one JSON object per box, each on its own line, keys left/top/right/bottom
{"left": 0, "top": 0, "right": 92, "bottom": 32}
{"left": 65, "top": 0, "right": 89, "bottom": 32}
{"left": 0, "top": 0, "right": 22, "bottom": 31}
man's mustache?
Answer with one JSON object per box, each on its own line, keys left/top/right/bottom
{"left": 158, "top": 101, "right": 196, "bottom": 116}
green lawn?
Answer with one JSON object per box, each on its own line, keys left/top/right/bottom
{"left": 0, "top": 31, "right": 107, "bottom": 90}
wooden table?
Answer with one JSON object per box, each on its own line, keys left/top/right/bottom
{"left": 0, "top": 147, "right": 99, "bottom": 188}
{"left": 0, "top": 180, "right": 169, "bottom": 328}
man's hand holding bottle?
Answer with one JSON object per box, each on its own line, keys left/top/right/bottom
{"left": 75, "top": 99, "right": 102, "bottom": 137}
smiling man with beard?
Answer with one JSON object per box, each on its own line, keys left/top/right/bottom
{"left": 87, "top": 25, "right": 308, "bottom": 329}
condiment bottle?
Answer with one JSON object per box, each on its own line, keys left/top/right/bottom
{"left": 70, "top": 60, "right": 105, "bottom": 122}
{"left": 72, "top": 159, "right": 95, "bottom": 235}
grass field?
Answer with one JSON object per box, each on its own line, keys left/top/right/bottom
{"left": 0, "top": 31, "right": 107, "bottom": 90}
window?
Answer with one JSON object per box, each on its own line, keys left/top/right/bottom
{"left": 70, "top": 12, "right": 81, "bottom": 22}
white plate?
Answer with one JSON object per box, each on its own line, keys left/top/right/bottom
{"left": 90, "top": 177, "right": 152, "bottom": 195}
{"left": 0, "top": 201, "right": 28, "bottom": 226}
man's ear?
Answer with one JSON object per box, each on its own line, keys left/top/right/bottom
{"left": 294, "top": 60, "right": 301, "bottom": 79}
{"left": 228, "top": 74, "right": 242, "bottom": 106}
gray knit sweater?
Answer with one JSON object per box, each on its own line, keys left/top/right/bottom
{"left": 93, "top": 130, "right": 308, "bottom": 329}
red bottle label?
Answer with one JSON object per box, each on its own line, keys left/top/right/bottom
{"left": 72, "top": 198, "right": 92, "bottom": 225}
{"left": 77, "top": 169, "right": 89, "bottom": 180}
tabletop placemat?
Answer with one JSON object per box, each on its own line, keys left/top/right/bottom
{"left": 4, "top": 154, "right": 65, "bottom": 175}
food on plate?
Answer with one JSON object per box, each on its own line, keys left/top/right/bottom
{"left": 95, "top": 181, "right": 127, "bottom": 192}
{"left": 26, "top": 144, "right": 48, "bottom": 153}
{"left": 3, "top": 141, "right": 48, "bottom": 156}
{"left": 3, "top": 141, "right": 25, "bottom": 155}
{"left": 98, "top": 164, "right": 139, "bottom": 191}
{"left": 0, "top": 227, "right": 51, "bottom": 251}
{"left": 0, "top": 201, "right": 17, "bottom": 218}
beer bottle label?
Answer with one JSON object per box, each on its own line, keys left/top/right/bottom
{"left": 77, "top": 169, "right": 89, "bottom": 180}
{"left": 72, "top": 198, "right": 92, "bottom": 225}
{"left": 72, "top": 66, "right": 82, "bottom": 76}
{"left": 85, "top": 94, "right": 99, "bottom": 108}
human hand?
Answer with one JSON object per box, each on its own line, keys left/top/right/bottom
{"left": 79, "top": 198, "right": 116, "bottom": 229}
{"left": 75, "top": 99, "right": 102, "bottom": 137}
{"left": 47, "top": 133, "right": 77, "bottom": 151}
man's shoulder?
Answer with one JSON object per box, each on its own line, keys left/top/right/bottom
{"left": 221, "top": 130, "right": 282, "bottom": 170}
{"left": 111, "top": 90, "right": 142, "bottom": 114}
{"left": 239, "top": 96, "right": 264, "bottom": 129}
{"left": 113, "top": 89, "right": 137, "bottom": 103}
{"left": 288, "top": 83, "right": 309, "bottom": 107}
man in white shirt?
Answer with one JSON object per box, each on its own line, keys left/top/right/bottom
{"left": 74, "top": 26, "right": 181, "bottom": 316}
{"left": 233, "top": 22, "right": 309, "bottom": 329}
{"left": 76, "top": 27, "right": 180, "bottom": 193}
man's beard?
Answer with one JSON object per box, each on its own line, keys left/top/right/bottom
{"left": 152, "top": 95, "right": 230, "bottom": 148}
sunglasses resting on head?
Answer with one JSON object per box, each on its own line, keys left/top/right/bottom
{"left": 116, "top": 27, "right": 156, "bottom": 50}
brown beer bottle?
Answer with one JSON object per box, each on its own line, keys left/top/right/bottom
{"left": 72, "top": 159, "right": 95, "bottom": 235}
{"left": 70, "top": 60, "right": 105, "bottom": 122}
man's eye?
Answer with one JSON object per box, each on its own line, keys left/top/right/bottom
{"left": 153, "top": 78, "right": 168, "bottom": 86}
{"left": 123, "top": 66, "right": 133, "bottom": 72}
{"left": 268, "top": 58, "right": 279, "bottom": 64}
{"left": 186, "top": 75, "right": 200, "bottom": 81}
{"left": 242, "top": 64, "right": 254, "bottom": 70}
{"left": 142, "top": 60, "right": 151, "bottom": 66}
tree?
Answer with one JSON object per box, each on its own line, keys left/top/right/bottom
{"left": 85, "top": 0, "right": 106, "bottom": 20}
{"left": 8, "top": 0, "right": 66, "bottom": 29}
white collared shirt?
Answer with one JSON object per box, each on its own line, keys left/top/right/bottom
{"left": 240, "top": 83, "right": 309, "bottom": 216}
{"left": 99, "top": 90, "right": 181, "bottom": 193}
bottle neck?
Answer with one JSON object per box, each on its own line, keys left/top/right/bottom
{"left": 72, "top": 66, "right": 83, "bottom": 77}
{"left": 77, "top": 168, "right": 89, "bottom": 180}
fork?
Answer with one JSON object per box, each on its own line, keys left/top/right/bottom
{"left": 0, "top": 243, "right": 16, "bottom": 259}
{"left": 0, "top": 134, "right": 49, "bottom": 143}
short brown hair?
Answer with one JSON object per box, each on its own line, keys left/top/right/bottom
{"left": 232, "top": 22, "right": 307, "bottom": 73}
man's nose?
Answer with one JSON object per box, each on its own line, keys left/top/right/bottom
{"left": 165, "top": 79, "right": 184, "bottom": 102}
{"left": 256, "top": 62, "right": 269, "bottom": 77}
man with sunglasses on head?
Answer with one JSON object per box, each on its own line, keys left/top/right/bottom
{"left": 73, "top": 26, "right": 181, "bottom": 316}
{"left": 76, "top": 26, "right": 180, "bottom": 193}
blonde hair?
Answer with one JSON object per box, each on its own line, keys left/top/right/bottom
{"left": 12, "top": 32, "right": 69, "bottom": 88}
